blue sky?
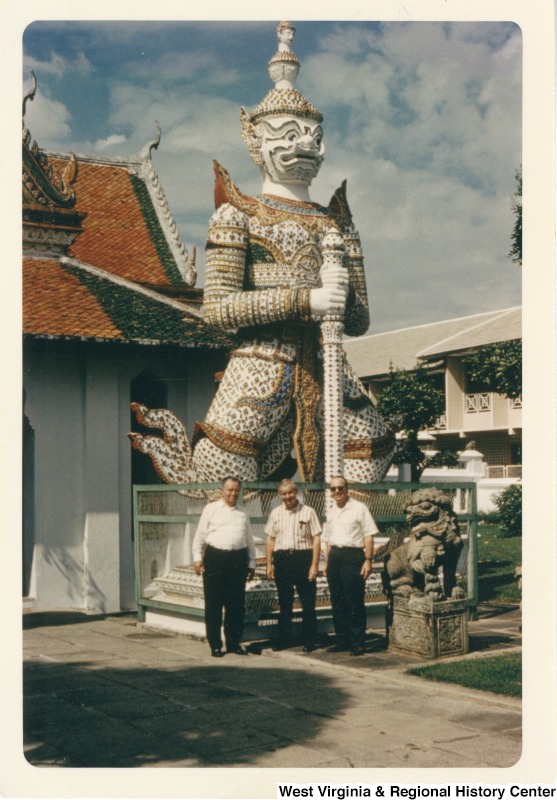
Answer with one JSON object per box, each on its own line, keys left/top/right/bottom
{"left": 22, "top": 20, "right": 522, "bottom": 333}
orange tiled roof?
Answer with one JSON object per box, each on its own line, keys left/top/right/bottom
{"left": 23, "top": 257, "right": 122, "bottom": 339}
{"left": 49, "top": 157, "right": 182, "bottom": 287}
{"left": 23, "top": 257, "right": 232, "bottom": 348}
{"left": 23, "top": 145, "right": 229, "bottom": 347}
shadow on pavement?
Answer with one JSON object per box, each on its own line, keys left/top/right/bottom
{"left": 24, "top": 659, "right": 350, "bottom": 767}
{"left": 23, "top": 610, "right": 136, "bottom": 630}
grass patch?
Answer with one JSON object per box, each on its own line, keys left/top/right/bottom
{"left": 407, "top": 653, "right": 522, "bottom": 697}
{"left": 477, "top": 524, "right": 521, "bottom": 603}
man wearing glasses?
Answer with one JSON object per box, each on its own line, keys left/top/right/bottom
{"left": 265, "top": 479, "right": 322, "bottom": 652}
{"left": 324, "top": 477, "right": 378, "bottom": 656}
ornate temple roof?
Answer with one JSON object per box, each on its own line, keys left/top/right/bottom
{"left": 22, "top": 81, "right": 231, "bottom": 349}
{"left": 23, "top": 256, "right": 231, "bottom": 348}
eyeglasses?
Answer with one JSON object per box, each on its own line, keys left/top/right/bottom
{"left": 330, "top": 486, "right": 347, "bottom": 493}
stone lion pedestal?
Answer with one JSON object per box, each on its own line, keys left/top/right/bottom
{"left": 388, "top": 595, "right": 469, "bottom": 659}
{"left": 382, "top": 487, "right": 470, "bottom": 659}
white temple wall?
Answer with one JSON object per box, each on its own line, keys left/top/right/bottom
{"left": 24, "top": 349, "right": 88, "bottom": 609}
{"left": 23, "top": 344, "right": 225, "bottom": 612}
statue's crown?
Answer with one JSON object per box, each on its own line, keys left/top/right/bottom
{"left": 246, "top": 20, "right": 323, "bottom": 125}
{"left": 250, "top": 87, "right": 323, "bottom": 124}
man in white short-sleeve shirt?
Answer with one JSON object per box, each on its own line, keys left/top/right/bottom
{"left": 324, "top": 476, "right": 378, "bottom": 656}
{"left": 193, "top": 476, "right": 256, "bottom": 658}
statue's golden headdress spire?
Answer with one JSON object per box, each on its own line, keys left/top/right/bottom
{"left": 241, "top": 21, "right": 323, "bottom": 164}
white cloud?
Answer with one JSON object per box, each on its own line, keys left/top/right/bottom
{"left": 22, "top": 90, "right": 72, "bottom": 144}
{"left": 294, "top": 22, "right": 521, "bottom": 330}
{"left": 95, "top": 134, "right": 127, "bottom": 150}
{"left": 23, "top": 50, "right": 92, "bottom": 78}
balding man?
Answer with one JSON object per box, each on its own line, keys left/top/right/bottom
{"left": 193, "top": 476, "right": 256, "bottom": 658}
{"left": 265, "top": 479, "right": 322, "bottom": 652}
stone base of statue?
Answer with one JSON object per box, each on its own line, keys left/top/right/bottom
{"left": 387, "top": 594, "right": 469, "bottom": 659}
{"left": 141, "top": 563, "right": 388, "bottom": 640}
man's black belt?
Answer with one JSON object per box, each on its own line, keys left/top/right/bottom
{"left": 330, "top": 546, "right": 363, "bottom": 551}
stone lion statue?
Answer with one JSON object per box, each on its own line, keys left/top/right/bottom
{"left": 382, "top": 488, "right": 464, "bottom": 603}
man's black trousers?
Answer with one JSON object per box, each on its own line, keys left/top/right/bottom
{"left": 326, "top": 546, "right": 367, "bottom": 648}
{"left": 202, "top": 544, "right": 249, "bottom": 651}
{"left": 273, "top": 549, "right": 317, "bottom": 646}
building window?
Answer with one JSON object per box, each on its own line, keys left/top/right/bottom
{"left": 465, "top": 392, "right": 491, "bottom": 413}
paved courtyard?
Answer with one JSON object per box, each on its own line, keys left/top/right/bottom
{"left": 23, "top": 604, "right": 521, "bottom": 769}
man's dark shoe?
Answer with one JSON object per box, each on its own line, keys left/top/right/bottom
{"left": 326, "top": 643, "right": 349, "bottom": 653}
{"left": 227, "top": 645, "right": 249, "bottom": 655}
{"left": 211, "top": 648, "right": 225, "bottom": 658}
{"left": 272, "top": 640, "right": 289, "bottom": 651}
{"left": 302, "top": 643, "right": 316, "bottom": 653}
{"left": 350, "top": 645, "right": 366, "bottom": 657}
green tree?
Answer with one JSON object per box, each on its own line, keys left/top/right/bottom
{"left": 510, "top": 166, "right": 522, "bottom": 266}
{"left": 377, "top": 362, "right": 444, "bottom": 482}
{"left": 464, "top": 339, "right": 521, "bottom": 400}
{"left": 493, "top": 483, "right": 522, "bottom": 537}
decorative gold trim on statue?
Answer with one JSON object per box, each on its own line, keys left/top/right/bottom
{"left": 328, "top": 180, "right": 354, "bottom": 228}
{"left": 291, "top": 328, "right": 322, "bottom": 481}
{"left": 213, "top": 161, "right": 337, "bottom": 234}
{"left": 344, "top": 430, "right": 396, "bottom": 460}
{"left": 193, "top": 422, "right": 266, "bottom": 459}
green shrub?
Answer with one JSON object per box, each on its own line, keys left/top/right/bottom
{"left": 492, "top": 483, "right": 522, "bottom": 537}
{"left": 425, "top": 450, "right": 461, "bottom": 469}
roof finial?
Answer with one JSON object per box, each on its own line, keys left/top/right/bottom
{"left": 22, "top": 70, "right": 37, "bottom": 119}
{"left": 139, "top": 121, "right": 162, "bottom": 162}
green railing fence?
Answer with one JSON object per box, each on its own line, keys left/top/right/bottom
{"left": 133, "top": 481, "right": 479, "bottom": 626}
{"left": 133, "top": 482, "right": 478, "bottom": 620}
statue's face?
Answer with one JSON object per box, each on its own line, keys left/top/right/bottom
{"left": 277, "top": 26, "right": 295, "bottom": 46}
{"left": 259, "top": 115, "right": 325, "bottom": 186}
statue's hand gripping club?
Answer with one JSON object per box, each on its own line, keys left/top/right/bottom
{"left": 309, "top": 246, "right": 348, "bottom": 317}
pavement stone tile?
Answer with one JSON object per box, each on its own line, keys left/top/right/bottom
{"left": 37, "top": 720, "right": 194, "bottom": 768}
{"left": 290, "top": 727, "right": 431, "bottom": 768}
{"left": 236, "top": 743, "right": 340, "bottom": 768}
{"left": 337, "top": 705, "right": 485, "bottom": 743}
{"left": 77, "top": 657, "right": 150, "bottom": 672}
{"left": 378, "top": 690, "right": 520, "bottom": 720}
{"left": 37, "top": 648, "right": 115, "bottom": 664}
{"left": 234, "top": 705, "right": 331, "bottom": 744}
{"left": 447, "top": 708, "right": 522, "bottom": 732}
{"left": 59, "top": 684, "right": 149, "bottom": 706}
{"left": 126, "top": 698, "right": 262, "bottom": 736}
{"left": 175, "top": 726, "right": 282, "bottom": 759}
{"left": 166, "top": 684, "right": 260, "bottom": 708}
{"left": 23, "top": 741, "right": 74, "bottom": 767}
{"left": 24, "top": 694, "right": 103, "bottom": 734}
{"left": 24, "top": 673, "right": 121, "bottom": 697}
{"left": 83, "top": 694, "right": 190, "bottom": 722}
{"left": 269, "top": 691, "right": 363, "bottom": 720}
{"left": 431, "top": 735, "right": 522, "bottom": 768}
{"left": 365, "top": 743, "right": 487, "bottom": 769}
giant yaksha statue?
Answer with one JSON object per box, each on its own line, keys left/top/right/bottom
{"left": 131, "top": 21, "right": 398, "bottom": 485}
